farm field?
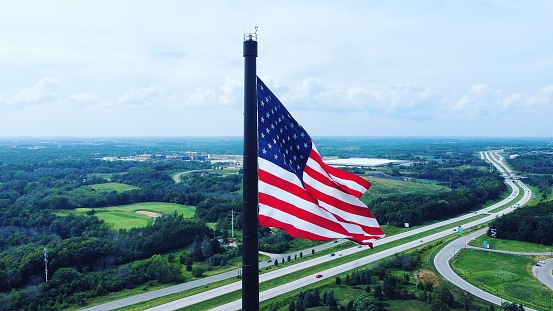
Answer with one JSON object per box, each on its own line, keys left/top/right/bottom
{"left": 57, "top": 202, "right": 196, "bottom": 230}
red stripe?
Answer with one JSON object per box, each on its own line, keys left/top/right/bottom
{"left": 303, "top": 181, "right": 372, "bottom": 217}
{"left": 331, "top": 210, "right": 385, "bottom": 237}
{"left": 308, "top": 150, "right": 370, "bottom": 197}
{"left": 259, "top": 169, "right": 316, "bottom": 203}
{"left": 258, "top": 214, "right": 332, "bottom": 241}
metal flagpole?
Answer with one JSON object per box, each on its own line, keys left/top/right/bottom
{"left": 242, "top": 31, "right": 259, "bottom": 311}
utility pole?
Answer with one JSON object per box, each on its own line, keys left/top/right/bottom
{"left": 44, "top": 247, "right": 48, "bottom": 282}
{"left": 231, "top": 209, "right": 234, "bottom": 238}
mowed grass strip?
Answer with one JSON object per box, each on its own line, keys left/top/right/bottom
{"left": 469, "top": 235, "right": 553, "bottom": 253}
{"left": 86, "top": 182, "right": 139, "bottom": 192}
{"left": 451, "top": 249, "right": 551, "bottom": 310}
{"left": 70, "top": 202, "right": 196, "bottom": 230}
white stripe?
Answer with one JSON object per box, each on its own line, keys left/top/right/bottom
{"left": 327, "top": 172, "right": 368, "bottom": 194}
{"left": 310, "top": 143, "right": 369, "bottom": 194}
{"left": 302, "top": 171, "right": 367, "bottom": 208}
{"left": 259, "top": 157, "right": 304, "bottom": 188}
{"left": 259, "top": 204, "right": 350, "bottom": 239}
{"left": 306, "top": 155, "right": 368, "bottom": 195}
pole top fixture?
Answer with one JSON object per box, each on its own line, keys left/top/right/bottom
{"left": 244, "top": 26, "right": 258, "bottom": 42}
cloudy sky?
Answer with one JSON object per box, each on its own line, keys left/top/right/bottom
{"left": 1, "top": 1, "right": 552, "bottom": 137}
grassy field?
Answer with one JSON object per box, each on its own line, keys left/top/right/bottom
{"left": 469, "top": 235, "right": 553, "bottom": 253}
{"left": 58, "top": 202, "right": 196, "bottom": 230}
{"left": 85, "top": 182, "right": 139, "bottom": 192}
{"left": 363, "top": 176, "right": 449, "bottom": 201}
{"left": 451, "top": 249, "right": 552, "bottom": 310}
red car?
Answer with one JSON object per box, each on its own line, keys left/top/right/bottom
{"left": 316, "top": 274, "right": 323, "bottom": 278}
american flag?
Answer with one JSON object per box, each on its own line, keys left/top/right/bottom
{"left": 257, "top": 77, "right": 384, "bottom": 246}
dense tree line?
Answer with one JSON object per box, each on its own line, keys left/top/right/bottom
{"left": 487, "top": 201, "right": 553, "bottom": 245}
{"left": 524, "top": 174, "right": 553, "bottom": 197}
{"left": 258, "top": 227, "right": 293, "bottom": 253}
{"left": 509, "top": 152, "right": 553, "bottom": 174}
{"left": 370, "top": 168, "right": 506, "bottom": 226}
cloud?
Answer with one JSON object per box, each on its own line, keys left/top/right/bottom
{"left": 118, "top": 85, "right": 166, "bottom": 108}
{"left": 272, "top": 77, "right": 440, "bottom": 120}
{"left": 7, "top": 77, "right": 63, "bottom": 107}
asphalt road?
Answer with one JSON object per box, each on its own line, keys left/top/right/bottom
{"left": 434, "top": 151, "right": 542, "bottom": 310}
{"left": 533, "top": 259, "right": 553, "bottom": 291}
{"left": 434, "top": 230, "right": 539, "bottom": 311}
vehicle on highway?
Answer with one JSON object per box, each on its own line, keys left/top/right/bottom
{"left": 535, "top": 264, "right": 541, "bottom": 267}
{"left": 316, "top": 274, "right": 323, "bottom": 278}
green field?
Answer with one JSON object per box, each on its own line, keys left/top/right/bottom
{"left": 469, "top": 235, "right": 553, "bottom": 253}
{"left": 363, "top": 176, "right": 448, "bottom": 201}
{"left": 58, "top": 202, "right": 196, "bottom": 230}
{"left": 85, "top": 182, "right": 139, "bottom": 192}
{"left": 451, "top": 249, "right": 552, "bottom": 310}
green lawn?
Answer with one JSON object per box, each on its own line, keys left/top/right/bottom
{"left": 58, "top": 202, "right": 196, "bottom": 230}
{"left": 451, "top": 249, "right": 552, "bottom": 310}
{"left": 469, "top": 235, "right": 553, "bottom": 253}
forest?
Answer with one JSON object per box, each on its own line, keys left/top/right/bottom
{"left": 0, "top": 137, "right": 551, "bottom": 310}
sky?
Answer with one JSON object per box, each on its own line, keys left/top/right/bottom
{"left": 1, "top": 1, "right": 552, "bottom": 138}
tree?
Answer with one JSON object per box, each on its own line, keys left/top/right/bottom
{"left": 353, "top": 293, "right": 378, "bottom": 311}
{"left": 383, "top": 275, "right": 398, "bottom": 298}
{"left": 436, "top": 287, "right": 454, "bottom": 306}
{"left": 461, "top": 292, "right": 473, "bottom": 310}
{"left": 191, "top": 236, "right": 204, "bottom": 262}
{"left": 431, "top": 299, "right": 450, "bottom": 311}
{"left": 336, "top": 276, "right": 342, "bottom": 285}
{"left": 373, "top": 285, "right": 383, "bottom": 301}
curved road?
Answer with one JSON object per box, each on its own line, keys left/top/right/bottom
{"left": 434, "top": 151, "right": 543, "bottom": 310}
{"left": 434, "top": 230, "right": 539, "bottom": 311}
{"left": 172, "top": 169, "right": 211, "bottom": 183}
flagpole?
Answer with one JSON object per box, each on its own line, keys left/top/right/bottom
{"left": 242, "top": 32, "right": 259, "bottom": 311}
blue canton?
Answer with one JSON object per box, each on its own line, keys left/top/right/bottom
{"left": 257, "top": 78, "right": 312, "bottom": 182}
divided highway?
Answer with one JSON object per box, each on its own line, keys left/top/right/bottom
{"left": 140, "top": 151, "right": 528, "bottom": 311}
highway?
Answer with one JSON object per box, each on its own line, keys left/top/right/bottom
{"left": 141, "top": 151, "right": 528, "bottom": 311}
{"left": 434, "top": 151, "right": 541, "bottom": 310}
